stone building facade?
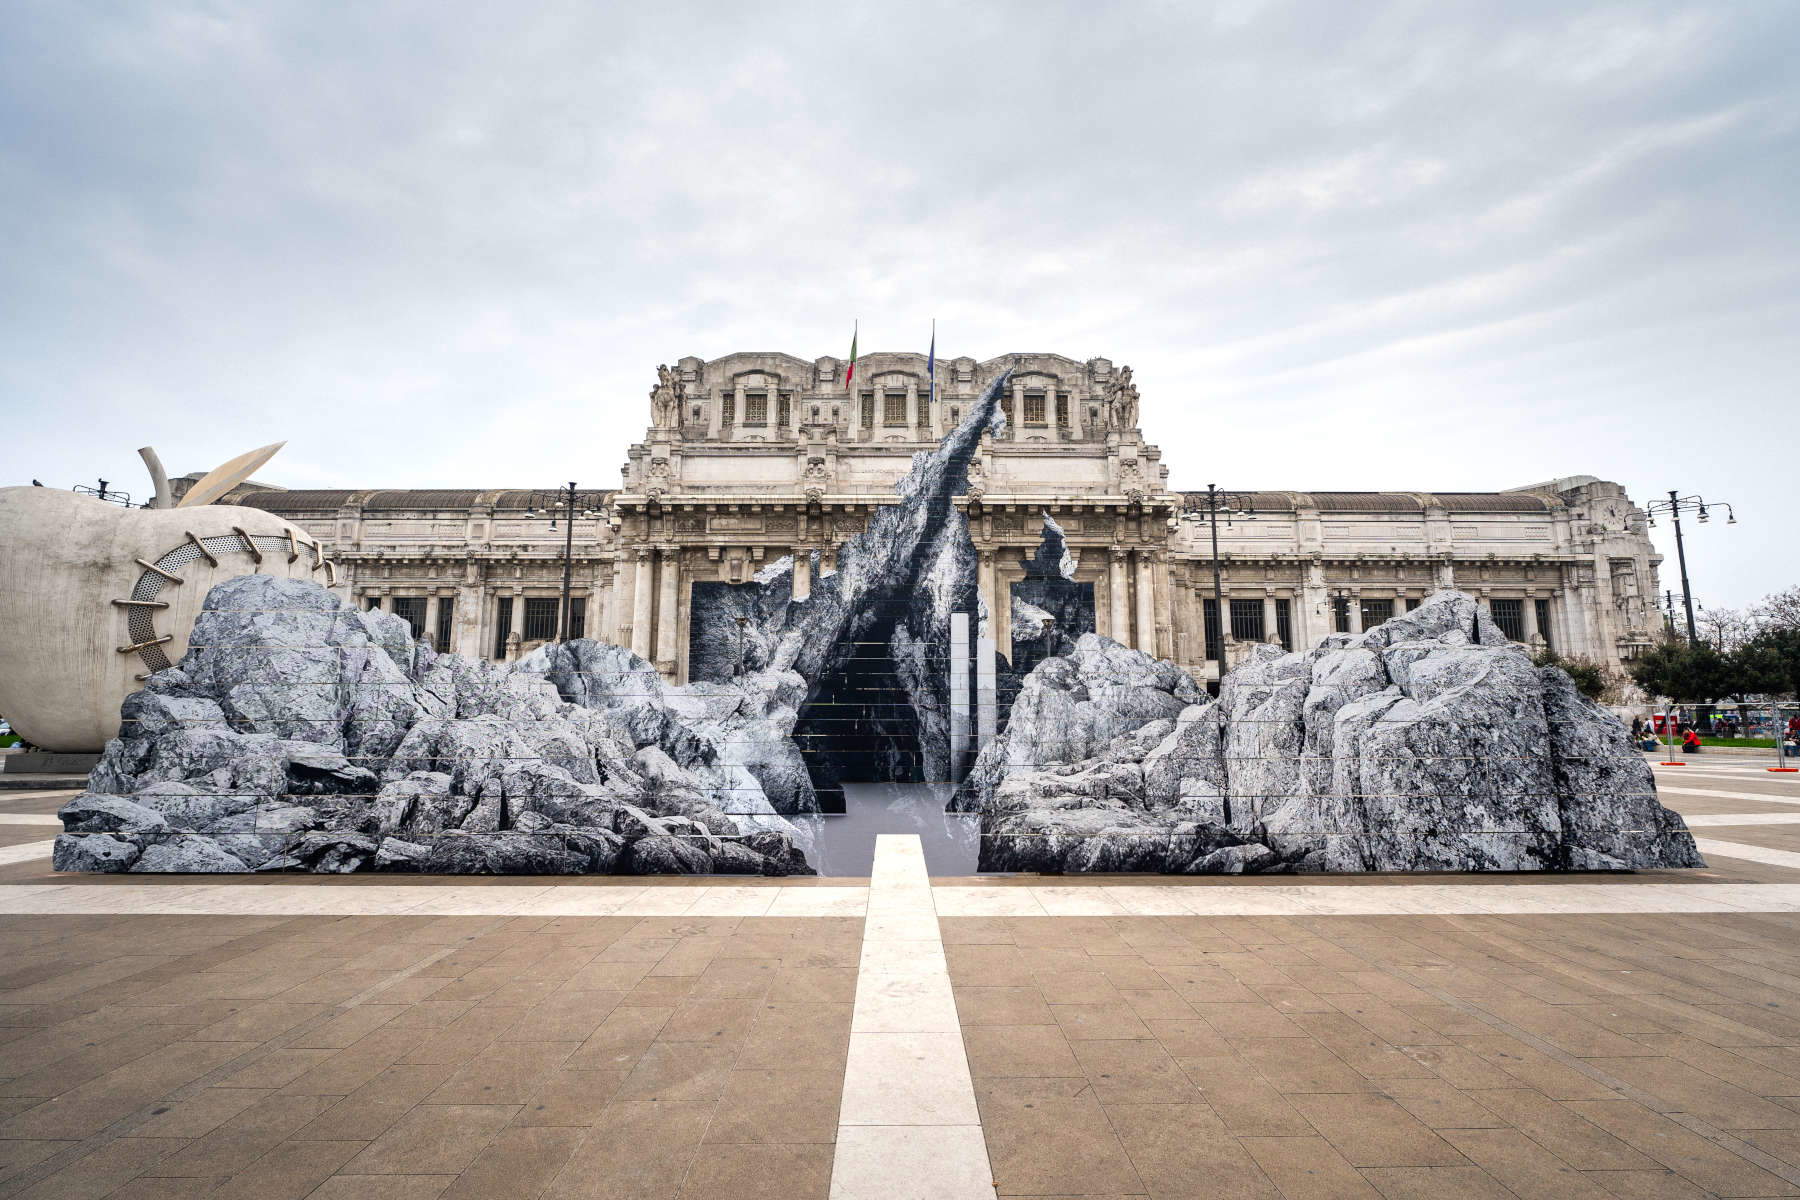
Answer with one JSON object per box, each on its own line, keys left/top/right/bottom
{"left": 214, "top": 351, "right": 1664, "bottom": 687}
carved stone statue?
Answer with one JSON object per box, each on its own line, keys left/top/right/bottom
{"left": 1107, "top": 365, "right": 1139, "bottom": 429}
{"left": 651, "top": 364, "right": 682, "bottom": 429}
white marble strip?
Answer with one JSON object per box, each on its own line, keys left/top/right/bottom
{"left": 0, "top": 815, "right": 62, "bottom": 826}
{"left": 0, "top": 882, "right": 869, "bottom": 917}
{"left": 831, "top": 834, "right": 993, "bottom": 1200}
{"left": 0, "top": 840, "right": 56, "bottom": 866}
{"left": 1655, "top": 765, "right": 1800, "bottom": 780}
{"left": 1660, "top": 787, "right": 1800, "bottom": 807}
{"left": 929, "top": 882, "right": 1800, "bottom": 917}
{"left": 1679, "top": 813, "right": 1800, "bottom": 826}
{"left": 1690, "top": 840, "right": 1800, "bottom": 872}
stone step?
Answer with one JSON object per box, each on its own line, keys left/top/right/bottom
{"left": 0, "top": 775, "right": 86, "bottom": 791}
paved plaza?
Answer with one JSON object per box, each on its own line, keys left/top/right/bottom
{"left": 2, "top": 760, "right": 1800, "bottom": 1199}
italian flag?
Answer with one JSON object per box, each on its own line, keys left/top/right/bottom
{"left": 845, "top": 322, "right": 859, "bottom": 388}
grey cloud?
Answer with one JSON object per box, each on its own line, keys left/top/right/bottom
{"left": 1, "top": 0, "right": 1792, "bottom": 605}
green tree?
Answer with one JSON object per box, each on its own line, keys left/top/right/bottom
{"left": 1533, "top": 649, "right": 1612, "bottom": 702}
{"left": 1628, "top": 638, "right": 1736, "bottom": 703}
{"left": 1735, "top": 627, "right": 1800, "bottom": 700}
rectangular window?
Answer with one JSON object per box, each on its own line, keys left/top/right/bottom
{"left": 493, "top": 596, "right": 513, "bottom": 659}
{"left": 1229, "top": 597, "right": 1265, "bottom": 642}
{"left": 523, "top": 597, "right": 560, "bottom": 642}
{"left": 1275, "top": 598, "right": 1292, "bottom": 650}
{"left": 435, "top": 596, "right": 455, "bottom": 652}
{"left": 884, "top": 392, "right": 906, "bottom": 424}
{"left": 1055, "top": 394, "right": 1070, "bottom": 428}
{"left": 1405, "top": 596, "right": 1422, "bottom": 611}
{"left": 1023, "top": 392, "right": 1046, "bottom": 424}
{"left": 391, "top": 596, "right": 426, "bottom": 641}
{"left": 568, "top": 597, "right": 586, "bottom": 641}
{"left": 721, "top": 394, "right": 735, "bottom": 425}
{"left": 1332, "top": 595, "right": 1351, "bottom": 633}
{"left": 860, "top": 393, "right": 875, "bottom": 428}
{"left": 1490, "top": 598, "right": 1525, "bottom": 642}
{"left": 776, "top": 394, "right": 790, "bottom": 428}
{"left": 365, "top": 596, "right": 383, "bottom": 611}
{"left": 1203, "top": 598, "right": 1222, "bottom": 663}
{"left": 1360, "top": 598, "right": 1394, "bottom": 629}
{"left": 1535, "top": 598, "right": 1552, "bottom": 650}
{"left": 743, "top": 392, "right": 768, "bottom": 424}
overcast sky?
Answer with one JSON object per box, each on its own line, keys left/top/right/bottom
{"left": 3, "top": 1, "right": 1794, "bottom": 609}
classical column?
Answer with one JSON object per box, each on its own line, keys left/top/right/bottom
{"left": 424, "top": 594, "right": 440, "bottom": 651}
{"left": 655, "top": 547, "right": 681, "bottom": 676}
{"left": 1135, "top": 550, "right": 1157, "bottom": 655}
{"left": 905, "top": 381, "right": 919, "bottom": 438}
{"left": 1347, "top": 592, "right": 1364, "bottom": 634}
{"left": 1008, "top": 379, "right": 1025, "bottom": 440}
{"left": 1523, "top": 594, "right": 1540, "bottom": 645}
{"left": 630, "top": 547, "right": 654, "bottom": 659}
{"left": 732, "top": 382, "right": 748, "bottom": 442}
{"left": 707, "top": 387, "right": 723, "bottom": 439}
{"left": 1067, "top": 390, "right": 1083, "bottom": 440}
{"left": 978, "top": 549, "right": 999, "bottom": 643}
{"left": 791, "top": 548, "right": 811, "bottom": 602}
{"left": 1109, "top": 549, "right": 1130, "bottom": 644}
{"left": 1263, "top": 594, "right": 1279, "bottom": 648}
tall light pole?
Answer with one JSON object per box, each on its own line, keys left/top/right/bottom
{"left": 523, "top": 483, "right": 608, "bottom": 642}
{"left": 1643, "top": 492, "right": 1735, "bottom": 644}
{"left": 1180, "top": 485, "right": 1257, "bottom": 677}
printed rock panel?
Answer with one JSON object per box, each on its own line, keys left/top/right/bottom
{"left": 56, "top": 367, "right": 1701, "bottom": 875}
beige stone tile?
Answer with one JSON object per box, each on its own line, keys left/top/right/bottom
{"left": 305, "top": 1175, "right": 454, "bottom": 1200}
{"left": 439, "top": 1126, "right": 583, "bottom": 1200}
{"left": 341, "top": 1103, "right": 517, "bottom": 1175}
{"left": 1072, "top": 1039, "right": 1202, "bottom": 1103}
{"left": 734, "top": 1002, "right": 851, "bottom": 1073}
{"left": 704, "top": 1069, "right": 839, "bottom": 1145}
{"left": 963, "top": 1024, "right": 1083, "bottom": 1078}
{"left": 1566, "top": 1098, "right": 1800, "bottom": 1197}
{"left": 130, "top": 1085, "right": 268, "bottom": 1139}
{"left": 564, "top": 1005, "right": 672, "bottom": 1072}
{"left": 975, "top": 1077, "right": 1143, "bottom": 1197}
{"left": 1378, "top": 1079, "right": 1508, "bottom": 1129}
{"left": 613, "top": 1042, "right": 736, "bottom": 1103}
{"left": 1361, "top": 1165, "right": 1522, "bottom": 1199}
{"left": 829, "top": 1125, "right": 994, "bottom": 1200}
{"left": 1235, "top": 1036, "right": 1378, "bottom": 1093}
{"left": 143, "top": 1093, "right": 336, "bottom": 1177}
{"left": 1288, "top": 1093, "right": 1467, "bottom": 1167}
{"left": 1440, "top": 1128, "right": 1619, "bottom": 1200}
{"left": 837, "top": 1032, "right": 978, "bottom": 1125}
{"left": 426, "top": 1039, "right": 578, "bottom": 1105}
{"left": 1107, "top": 1101, "right": 1278, "bottom": 1198}
{"left": 1179, "top": 1054, "right": 1317, "bottom": 1135}
{"left": 290, "top": 1064, "right": 454, "bottom": 1143}
{"left": 1466, "top": 1088, "right": 1657, "bottom": 1170}
{"left": 1581, "top": 1053, "right": 1800, "bottom": 1130}
{"left": 1241, "top": 1134, "right": 1383, "bottom": 1199}
{"left": 1051, "top": 1002, "right": 1154, "bottom": 1041}
{"left": 1584, "top": 1168, "right": 1715, "bottom": 1199}
{"left": 208, "top": 1139, "right": 363, "bottom": 1200}
{"left": 540, "top": 1100, "right": 711, "bottom": 1200}
{"left": 512, "top": 1067, "right": 625, "bottom": 1128}
{"left": 677, "top": 1142, "right": 832, "bottom": 1199}
{"left": 953, "top": 986, "right": 1053, "bottom": 1026}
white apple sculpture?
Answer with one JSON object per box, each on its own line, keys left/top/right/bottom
{"left": 0, "top": 443, "right": 342, "bottom": 752}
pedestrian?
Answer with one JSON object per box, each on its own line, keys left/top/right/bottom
{"left": 1630, "top": 716, "right": 1645, "bottom": 741}
{"left": 1682, "top": 727, "right": 1703, "bottom": 755}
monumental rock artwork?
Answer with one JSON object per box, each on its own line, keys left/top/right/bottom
{"left": 49, "top": 379, "right": 1702, "bottom": 875}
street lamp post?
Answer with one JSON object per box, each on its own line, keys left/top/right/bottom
{"left": 522, "top": 483, "right": 609, "bottom": 643}
{"left": 1180, "top": 485, "right": 1257, "bottom": 679}
{"left": 1643, "top": 491, "right": 1735, "bottom": 645}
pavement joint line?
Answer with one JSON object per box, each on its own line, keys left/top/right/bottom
{"left": 1321, "top": 927, "right": 1800, "bottom": 1190}
{"left": 0, "top": 928, "right": 473, "bottom": 1199}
